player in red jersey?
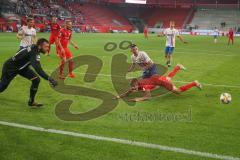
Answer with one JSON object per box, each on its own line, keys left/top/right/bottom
{"left": 114, "top": 64, "right": 202, "bottom": 102}
{"left": 228, "top": 28, "right": 234, "bottom": 45}
{"left": 143, "top": 26, "right": 148, "bottom": 39}
{"left": 47, "top": 16, "right": 61, "bottom": 56}
{"left": 58, "top": 20, "right": 79, "bottom": 79}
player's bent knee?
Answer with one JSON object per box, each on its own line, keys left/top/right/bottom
{"left": 0, "top": 86, "right": 4, "bottom": 92}
{"left": 61, "top": 57, "right": 67, "bottom": 62}
{"left": 0, "top": 84, "right": 8, "bottom": 92}
{"left": 166, "top": 77, "right": 172, "bottom": 81}
{"left": 67, "top": 57, "right": 73, "bottom": 60}
{"left": 172, "top": 87, "right": 181, "bottom": 94}
{"left": 32, "top": 77, "right": 41, "bottom": 85}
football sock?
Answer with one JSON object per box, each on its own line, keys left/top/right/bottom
{"left": 29, "top": 78, "right": 40, "bottom": 103}
{"left": 68, "top": 59, "right": 74, "bottom": 74}
{"left": 166, "top": 60, "right": 170, "bottom": 65}
{"left": 29, "top": 88, "right": 37, "bottom": 103}
{"left": 59, "top": 60, "right": 65, "bottom": 75}
{"left": 179, "top": 82, "right": 197, "bottom": 92}
{"left": 167, "top": 65, "right": 180, "bottom": 78}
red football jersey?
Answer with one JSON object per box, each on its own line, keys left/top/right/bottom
{"left": 138, "top": 77, "right": 156, "bottom": 91}
{"left": 137, "top": 75, "right": 174, "bottom": 91}
{"left": 49, "top": 22, "right": 61, "bottom": 37}
{"left": 144, "top": 27, "right": 148, "bottom": 34}
{"left": 229, "top": 30, "right": 234, "bottom": 38}
{"left": 58, "top": 28, "right": 72, "bottom": 48}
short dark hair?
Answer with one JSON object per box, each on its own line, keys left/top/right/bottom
{"left": 36, "top": 38, "right": 49, "bottom": 46}
{"left": 130, "top": 78, "right": 138, "bottom": 87}
{"left": 27, "top": 17, "right": 34, "bottom": 22}
{"left": 129, "top": 44, "right": 137, "bottom": 49}
{"left": 65, "top": 20, "right": 72, "bottom": 24}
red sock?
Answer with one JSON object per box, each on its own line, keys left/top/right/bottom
{"left": 179, "top": 82, "right": 197, "bottom": 92}
{"left": 167, "top": 65, "right": 180, "bottom": 78}
{"left": 68, "top": 60, "right": 74, "bottom": 74}
{"left": 59, "top": 60, "right": 65, "bottom": 75}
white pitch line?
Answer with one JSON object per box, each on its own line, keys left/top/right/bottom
{"left": 80, "top": 46, "right": 238, "bottom": 57}
{"left": 144, "top": 49, "right": 237, "bottom": 57}
{"left": 174, "top": 80, "right": 240, "bottom": 89}
{"left": 0, "top": 120, "right": 239, "bottom": 160}
{"left": 49, "top": 71, "right": 240, "bottom": 89}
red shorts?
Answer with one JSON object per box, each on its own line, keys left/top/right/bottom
{"left": 152, "top": 76, "right": 173, "bottom": 91}
{"left": 59, "top": 47, "right": 72, "bottom": 59}
{"left": 49, "top": 35, "right": 58, "bottom": 45}
{"left": 229, "top": 37, "right": 234, "bottom": 40}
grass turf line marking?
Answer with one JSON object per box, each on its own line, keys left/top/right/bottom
{"left": 0, "top": 120, "right": 239, "bottom": 160}
{"left": 79, "top": 46, "right": 238, "bottom": 57}
{"left": 49, "top": 70, "right": 240, "bottom": 89}
{"left": 144, "top": 49, "right": 238, "bottom": 57}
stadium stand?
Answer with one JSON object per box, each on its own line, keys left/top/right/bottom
{"left": 140, "top": 8, "right": 191, "bottom": 28}
{"left": 190, "top": 9, "right": 240, "bottom": 30}
{"left": 64, "top": 3, "right": 131, "bottom": 26}
{"left": 0, "top": 0, "right": 239, "bottom": 32}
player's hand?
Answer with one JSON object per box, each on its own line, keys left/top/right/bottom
{"left": 128, "top": 98, "right": 137, "bottom": 102}
{"left": 112, "top": 96, "right": 120, "bottom": 100}
{"left": 48, "top": 77, "right": 58, "bottom": 87}
{"left": 157, "top": 33, "right": 164, "bottom": 37}
{"left": 74, "top": 45, "right": 79, "bottom": 50}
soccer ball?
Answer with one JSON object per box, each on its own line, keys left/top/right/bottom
{"left": 220, "top": 93, "right": 232, "bottom": 104}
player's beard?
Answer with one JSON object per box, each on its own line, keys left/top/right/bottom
{"left": 39, "top": 48, "right": 47, "bottom": 54}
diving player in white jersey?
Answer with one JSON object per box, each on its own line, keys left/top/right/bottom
{"left": 159, "top": 21, "right": 187, "bottom": 67}
{"left": 213, "top": 27, "right": 219, "bottom": 44}
{"left": 17, "top": 17, "right": 37, "bottom": 50}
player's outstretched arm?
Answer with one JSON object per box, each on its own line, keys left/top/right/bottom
{"left": 30, "top": 54, "right": 50, "bottom": 80}
{"left": 128, "top": 90, "right": 151, "bottom": 102}
{"left": 16, "top": 27, "right": 24, "bottom": 40}
{"left": 157, "top": 32, "right": 165, "bottom": 37}
{"left": 33, "top": 35, "right": 37, "bottom": 44}
{"left": 16, "top": 32, "right": 23, "bottom": 40}
{"left": 177, "top": 35, "right": 188, "bottom": 44}
{"left": 113, "top": 89, "right": 133, "bottom": 100}
{"left": 30, "top": 54, "right": 57, "bottom": 87}
{"left": 128, "top": 63, "right": 136, "bottom": 72}
{"left": 70, "top": 40, "right": 79, "bottom": 50}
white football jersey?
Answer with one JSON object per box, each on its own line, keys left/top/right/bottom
{"left": 131, "top": 51, "right": 153, "bottom": 68}
{"left": 164, "top": 28, "right": 179, "bottom": 47}
{"left": 18, "top": 26, "right": 36, "bottom": 47}
{"left": 213, "top": 29, "right": 219, "bottom": 36}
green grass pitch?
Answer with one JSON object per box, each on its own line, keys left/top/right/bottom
{"left": 0, "top": 33, "right": 240, "bottom": 160}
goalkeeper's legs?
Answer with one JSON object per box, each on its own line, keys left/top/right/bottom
{"left": 28, "top": 77, "right": 41, "bottom": 106}
{"left": 0, "top": 65, "right": 16, "bottom": 93}
{"left": 0, "top": 76, "right": 12, "bottom": 93}
{"left": 19, "top": 68, "right": 42, "bottom": 107}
